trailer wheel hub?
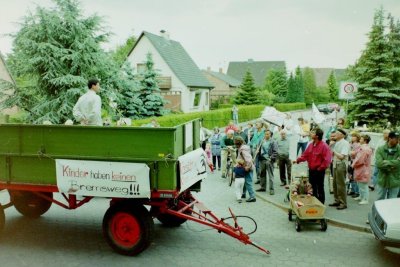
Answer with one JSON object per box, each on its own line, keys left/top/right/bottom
{"left": 110, "top": 212, "right": 140, "bottom": 247}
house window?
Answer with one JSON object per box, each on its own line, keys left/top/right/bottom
{"left": 137, "top": 63, "right": 146, "bottom": 74}
{"left": 193, "top": 91, "right": 202, "bottom": 107}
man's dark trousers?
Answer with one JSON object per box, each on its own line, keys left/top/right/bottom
{"left": 309, "top": 169, "right": 326, "bottom": 204}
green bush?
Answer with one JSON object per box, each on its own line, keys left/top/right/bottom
{"left": 274, "top": 102, "right": 306, "bottom": 112}
{"left": 8, "top": 111, "right": 29, "bottom": 123}
{"left": 132, "top": 105, "right": 265, "bottom": 128}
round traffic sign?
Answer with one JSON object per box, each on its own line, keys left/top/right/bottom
{"left": 343, "top": 83, "right": 355, "bottom": 93}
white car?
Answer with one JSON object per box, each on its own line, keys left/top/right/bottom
{"left": 369, "top": 198, "right": 400, "bottom": 247}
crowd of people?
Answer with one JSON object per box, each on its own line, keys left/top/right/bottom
{"left": 202, "top": 114, "right": 400, "bottom": 209}
{"left": 72, "top": 80, "right": 399, "bottom": 209}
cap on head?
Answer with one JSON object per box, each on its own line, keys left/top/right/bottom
{"left": 337, "top": 128, "right": 347, "bottom": 136}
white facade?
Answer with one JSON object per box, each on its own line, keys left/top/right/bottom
{"left": 126, "top": 36, "right": 209, "bottom": 113}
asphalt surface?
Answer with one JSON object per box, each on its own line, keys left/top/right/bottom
{"left": 0, "top": 169, "right": 399, "bottom": 267}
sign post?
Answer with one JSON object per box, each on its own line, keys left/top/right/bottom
{"left": 339, "top": 82, "right": 358, "bottom": 115}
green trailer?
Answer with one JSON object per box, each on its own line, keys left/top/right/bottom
{"left": 0, "top": 120, "right": 269, "bottom": 255}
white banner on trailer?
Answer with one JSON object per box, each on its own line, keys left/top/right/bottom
{"left": 178, "top": 148, "right": 209, "bottom": 193}
{"left": 55, "top": 159, "right": 150, "bottom": 198}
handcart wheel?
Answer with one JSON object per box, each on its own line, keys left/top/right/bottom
{"left": 288, "top": 210, "right": 293, "bottom": 221}
{"left": 103, "top": 202, "right": 154, "bottom": 256}
{"left": 0, "top": 205, "right": 5, "bottom": 233}
{"left": 320, "top": 219, "right": 328, "bottom": 231}
{"left": 295, "top": 217, "right": 301, "bottom": 232}
{"left": 9, "top": 190, "right": 53, "bottom": 218}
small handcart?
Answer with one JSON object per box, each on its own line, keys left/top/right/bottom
{"left": 288, "top": 194, "right": 327, "bottom": 232}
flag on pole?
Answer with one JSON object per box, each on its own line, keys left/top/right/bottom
{"left": 312, "top": 103, "right": 326, "bottom": 124}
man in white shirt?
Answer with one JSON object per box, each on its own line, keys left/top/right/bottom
{"left": 73, "top": 79, "right": 102, "bottom": 126}
{"left": 329, "top": 128, "right": 350, "bottom": 210}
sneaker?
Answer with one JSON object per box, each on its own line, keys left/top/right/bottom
{"left": 336, "top": 205, "right": 347, "bottom": 210}
{"left": 359, "top": 200, "right": 369, "bottom": 205}
{"left": 351, "top": 194, "right": 360, "bottom": 198}
{"left": 269, "top": 190, "right": 275, "bottom": 195}
{"left": 246, "top": 197, "right": 256, "bottom": 202}
{"left": 237, "top": 199, "right": 242, "bottom": 203}
{"left": 241, "top": 194, "right": 246, "bottom": 199}
{"left": 256, "top": 188, "right": 266, "bottom": 192}
{"left": 347, "top": 192, "right": 356, "bottom": 196}
{"left": 328, "top": 202, "right": 340, "bottom": 207}
{"left": 254, "top": 180, "right": 260, "bottom": 184}
{"left": 368, "top": 186, "right": 374, "bottom": 191}
{"left": 353, "top": 197, "right": 361, "bottom": 201}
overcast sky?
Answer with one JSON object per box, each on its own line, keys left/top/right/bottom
{"left": 1, "top": 0, "right": 400, "bottom": 72}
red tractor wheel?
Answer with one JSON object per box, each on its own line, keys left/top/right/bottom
{"left": 103, "top": 202, "right": 154, "bottom": 256}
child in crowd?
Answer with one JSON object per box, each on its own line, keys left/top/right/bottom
{"left": 292, "top": 176, "right": 313, "bottom": 196}
{"left": 205, "top": 142, "right": 212, "bottom": 161}
{"left": 234, "top": 159, "right": 246, "bottom": 203}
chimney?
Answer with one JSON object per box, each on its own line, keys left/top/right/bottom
{"left": 207, "top": 66, "right": 211, "bottom": 72}
{"left": 160, "top": 30, "right": 170, "bottom": 40}
{"left": 219, "top": 68, "right": 223, "bottom": 73}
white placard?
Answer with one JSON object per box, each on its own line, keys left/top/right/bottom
{"left": 55, "top": 159, "right": 150, "bottom": 198}
{"left": 178, "top": 148, "right": 208, "bottom": 193}
{"left": 339, "top": 82, "right": 358, "bottom": 100}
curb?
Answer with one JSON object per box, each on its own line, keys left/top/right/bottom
{"left": 255, "top": 192, "right": 372, "bottom": 233}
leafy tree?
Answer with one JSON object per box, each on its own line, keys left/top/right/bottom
{"left": 138, "top": 53, "right": 166, "bottom": 117}
{"left": 327, "top": 70, "right": 338, "bottom": 100}
{"left": 264, "top": 68, "right": 287, "bottom": 102}
{"left": 233, "top": 70, "right": 261, "bottom": 105}
{"left": 302, "top": 67, "right": 317, "bottom": 105}
{"left": 349, "top": 8, "right": 399, "bottom": 126}
{"left": 315, "top": 86, "right": 331, "bottom": 103}
{"left": 0, "top": 0, "right": 123, "bottom": 124}
{"left": 111, "top": 35, "right": 137, "bottom": 66}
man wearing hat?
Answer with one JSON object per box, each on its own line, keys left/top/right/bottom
{"left": 375, "top": 131, "right": 400, "bottom": 200}
{"left": 329, "top": 128, "right": 350, "bottom": 210}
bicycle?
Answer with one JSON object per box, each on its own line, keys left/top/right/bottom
{"left": 224, "top": 147, "right": 236, "bottom": 187}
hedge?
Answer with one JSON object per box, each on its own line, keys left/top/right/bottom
{"left": 132, "top": 105, "right": 265, "bottom": 128}
{"left": 131, "top": 103, "right": 306, "bottom": 128}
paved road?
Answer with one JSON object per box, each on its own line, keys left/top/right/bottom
{"left": 0, "top": 170, "right": 399, "bottom": 267}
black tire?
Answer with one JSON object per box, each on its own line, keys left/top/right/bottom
{"left": 288, "top": 210, "right": 293, "bottom": 221}
{"left": 321, "top": 219, "right": 328, "bottom": 231}
{"left": 9, "top": 190, "right": 53, "bottom": 218}
{"left": 295, "top": 217, "right": 301, "bottom": 232}
{"left": 151, "top": 205, "right": 189, "bottom": 227}
{"left": 0, "top": 205, "right": 5, "bottom": 233}
{"left": 103, "top": 202, "right": 154, "bottom": 256}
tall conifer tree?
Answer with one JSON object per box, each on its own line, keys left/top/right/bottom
{"left": 138, "top": 53, "right": 166, "bottom": 117}
{"left": 350, "top": 8, "right": 398, "bottom": 125}
{"left": 234, "top": 70, "right": 261, "bottom": 105}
